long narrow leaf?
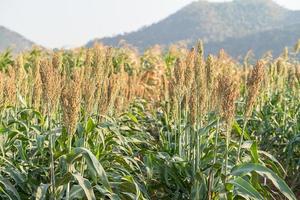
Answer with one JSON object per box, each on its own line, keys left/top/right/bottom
{"left": 73, "top": 172, "right": 96, "bottom": 200}
{"left": 230, "top": 177, "right": 264, "bottom": 200}
{"left": 231, "top": 163, "right": 296, "bottom": 200}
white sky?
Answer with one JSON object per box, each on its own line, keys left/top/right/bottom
{"left": 0, "top": 0, "right": 299, "bottom": 48}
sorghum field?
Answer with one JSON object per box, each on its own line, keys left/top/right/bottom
{"left": 0, "top": 42, "right": 299, "bottom": 199}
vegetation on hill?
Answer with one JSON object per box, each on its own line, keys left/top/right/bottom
{"left": 0, "top": 26, "right": 34, "bottom": 53}
{"left": 206, "top": 23, "right": 300, "bottom": 58}
{"left": 86, "top": 0, "right": 300, "bottom": 57}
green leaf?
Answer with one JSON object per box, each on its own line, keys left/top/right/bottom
{"left": 86, "top": 118, "right": 96, "bottom": 133}
{"left": 0, "top": 175, "right": 21, "bottom": 200}
{"left": 230, "top": 177, "right": 264, "bottom": 200}
{"left": 3, "top": 168, "right": 26, "bottom": 191}
{"left": 231, "top": 163, "right": 296, "bottom": 200}
{"left": 121, "top": 176, "right": 143, "bottom": 200}
{"left": 250, "top": 141, "right": 259, "bottom": 163}
{"left": 126, "top": 113, "right": 139, "bottom": 124}
{"left": 35, "top": 183, "right": 50, "bottom": 200}
{"left": 70, "top": 185, "right": 85, "bottom": 199}
{"left": 232, "top": 120, "right": 250, "bottom": 140}
{"left": 258, "top": 150, "right": 286, "bottom": 176}
{"left": 73, "top": 148, "right": 111, "bottom": 191}
{"left": 56, "top": 172, "right": 73, "bottom": 186}
{"left": 73, "top": 172, "right": 96, "bottom": 200}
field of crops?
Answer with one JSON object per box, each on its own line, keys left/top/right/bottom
{"left": 0, "top": 42, "right": 299, "bottom": 199}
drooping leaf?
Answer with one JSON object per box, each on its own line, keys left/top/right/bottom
{"left": 72, "top": 172, "right": 96, "bottom": 200}
{"left": 70, "top": 185, "right": 85, "bottom": 199}
{"left": 73, "top": 147, "right": 111, "bottom": 191}
{"left": 230, "top": 177, "right": 264, "bottom": 199}
{"left": 0, "top": 175, "right": 21, "bottom": 200}
{"left": 231, "top": 163, "right": 296, "bottom": 200}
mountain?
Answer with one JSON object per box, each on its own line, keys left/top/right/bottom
{"left": 86, "top": 0, "right": 300, "bottom": 57}
{"left": 0, "top": 26, "right": 35, "bottom": 53}
{"left": 206, "top": 23, "right": 300, "bottom": 58}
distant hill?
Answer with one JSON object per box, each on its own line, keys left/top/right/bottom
{"left": 0, "top": 26, "right": 34, "bottom": 53}
{"left": 206, "top": 23, "right": 300, "bottom": 58}
{"left": 87, "top": 0, "right": 300, "bottom": 57}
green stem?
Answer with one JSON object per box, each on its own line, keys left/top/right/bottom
{"left": 48, "top": 103, "right": 56, "bottom": 200}
{"left": 199, "top": 119, "right": 203, "bottom": 167}
{"left": 208, "top": 117, "right": 220, "bottom": 200}
{"left": 224, "top": 125, "right": 230, "bottom": 183}
{"left": 49, "top": 134, "right": 56, "bottom": 200}
{"left": 66, "top": 133, "right": 73, "bottom": 200}
{"left": 237, "top": 119, "right": 248, "bottom": 163}
{"left": 80, "top": 116, "right": 88, "bottom": 174}
{"left": 178, "top": 97, "right": 182, "bottom": 157}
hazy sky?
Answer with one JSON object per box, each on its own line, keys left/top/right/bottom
{"left": 1, "top": 0, "right": 300, "bottom": 48}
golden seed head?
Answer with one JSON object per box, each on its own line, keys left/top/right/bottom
{"left": 174, "top": 58, "right": 185, "bottom": 85}
{"left": 4, "top": 66, "right": 17, "bottom": 106}
{"left": 97, "top": 78, "right": 109, "bottom": 116}
{"left": 52, "top": 51, "right": 63, "bottom": 70}
{"left": 84, "top": 49, "right": 93, "bottom": 67}
{"left": 40, "top": 59, "right": 62, "bottom": 113}
{"left": 32, "top": 59, "right": 43, "bottom": 110}
{"left": 295, "top": 65, "right": 300, "bottom": 82}
{"left": 82, "top": 66, "right": 97, "bottom": 115}
{"left": 287, "top": 65, "right": 297, "bottom": 89}
{"left": 160, "top": 74, "right": 169, "bottom": 101}
{"left": 282, "top": 47, "right": 289, "bottom": 60}
{"left": 0, "top": 72, "right": 4, "bottom": 106}
{"left": 93, "top": 44, "right": 104, "bottom": 69}
{"left": 196, "top": 40, "right": 204, "bottom": 59}
{"left": 189, "top": 82, "right": 197, "bottom": 125}
{"left": 217, "top": 75, "right": 239, "bottom": 125}
{"left": 168, "top": 77, "right": 176, "bottom": 101}
{"left": 205, "top": 54, "right": 215, "bottom": 91}
{"left": 245, "top": 61, "right": 265, "bottom": 118}
{"left": 61, "top": 68, "right": 82, "bottom": 135}
{"left": 276, "top": 59, "right": 284, "bottom": 75}
{"left": 15, "top": 55, "right": 27, "bottom": 97}
{"left": 184, "top": 48, "right": 195, "bottom": 90}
